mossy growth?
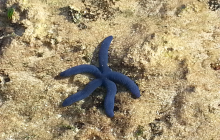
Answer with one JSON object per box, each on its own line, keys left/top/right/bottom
{"left": 61, "top": 124, "right": 75, "bottom": 130}
{"left": 7, "top": 8, "right": 14, "bottom": 20}
{"left": 134, "top": 125, "right": 144, "bottom": 137}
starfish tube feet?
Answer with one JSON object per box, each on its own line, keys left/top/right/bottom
{"left": 106, "top": 71, "right": 140, "bottom": 98}
{"left": 62, "top": 79, "right": 103, "bottom": 106}
{"left": 60, "top": 64, "right": 102, "bottom": 78}
{"left": 103, "top": 79, "right": 117, "bottom": 117}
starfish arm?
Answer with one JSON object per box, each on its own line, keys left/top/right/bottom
{"left": 106, "top": 72, "right": 140, "bottom": 98}
{"left": 62, "top": 79, "right": 103, "bottom": 106}
{"left": 103, "top": 79, "right": 117, "bottom": 117}
{"left": 99, "top": 36, "right": 113, "bottom": 73}
{"left": 60, "top": 64, "right": 102, "bottom": 78}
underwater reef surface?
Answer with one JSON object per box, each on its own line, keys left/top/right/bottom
{"left": 0, "top": 0, "right": 220, "bottom": 139}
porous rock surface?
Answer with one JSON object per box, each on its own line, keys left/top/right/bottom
{"left": 0, "top": 0, "right": 220, "bottom": 139}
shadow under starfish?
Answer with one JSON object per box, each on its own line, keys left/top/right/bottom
{"left": 59, "top": 36, "right": 140, "bottom": 117}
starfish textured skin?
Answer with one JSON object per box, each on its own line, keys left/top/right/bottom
{"left": 60, "top": 36, "right": 140, "bottom": 117}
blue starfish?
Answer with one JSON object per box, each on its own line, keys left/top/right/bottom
{"left": 60, "top": 36, "right": 140, "bottom": 117}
